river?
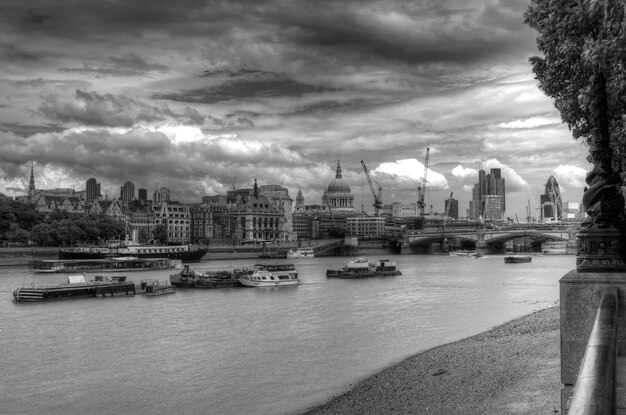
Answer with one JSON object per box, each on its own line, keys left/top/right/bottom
{"left": 1, "top": 254, "right": 573, "bottom": 414}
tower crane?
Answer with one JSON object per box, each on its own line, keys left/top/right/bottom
{"left": 417, "top": 147, "right": 430, "bottom": 216}
{"left": 361, "top": 160, "right": 383, "bottom": 216}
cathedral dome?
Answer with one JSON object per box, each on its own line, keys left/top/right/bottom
{"left": 326, "top": 161, "right": 351, "bottom": 194}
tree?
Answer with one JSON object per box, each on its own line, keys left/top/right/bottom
{"left": 524, "top": 0, "right": 626, "bottom": 228}
{"left": 31, "top": 223, "right": 56, "bottom": 246}
{"left": 153, "top": 224, "right": 168, "bottom": 244}
{"left": 524, "top": 0, "right": 626, "bottom": 160}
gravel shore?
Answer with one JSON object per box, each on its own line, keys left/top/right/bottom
{"left": 301, "top": 305, "right": 561, "bottom": 415}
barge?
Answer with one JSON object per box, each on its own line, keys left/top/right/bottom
{"left": 13, "top": 274, "right": 136, "bottom": 303}
{"left": 169, "top": 265, "right": 245, "bottom": 288}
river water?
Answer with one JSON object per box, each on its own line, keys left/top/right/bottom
{"left": 1, "top": 254, "right": 573, "bottom": 415}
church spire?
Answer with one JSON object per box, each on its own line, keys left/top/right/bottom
{"left": 27, "top": 162, "right": 36, "bottom": 203}
{"left": 335, "top": 160, "right": 342, "bottom": 179}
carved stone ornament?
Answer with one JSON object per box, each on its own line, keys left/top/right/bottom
{"left": 576, "top": 228, "right": 626, "bottom": 272}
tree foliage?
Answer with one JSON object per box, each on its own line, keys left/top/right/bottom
{"left": 0, "top": 198, "right": 126, "bottom": 246}
{"left": 524, "top": 0, "right": 626, "bottom": 169}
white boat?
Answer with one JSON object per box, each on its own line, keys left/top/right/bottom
{"left": 238, "top": 263, "right": 302, "bottom": 287}
{"left": 287, "top": 248, "right": 315, "bottom": 258}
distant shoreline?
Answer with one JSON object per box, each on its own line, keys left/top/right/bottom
{"left": 301, "top": 305, "right": 561, "bottom": 415}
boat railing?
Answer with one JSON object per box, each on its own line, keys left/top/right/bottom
{"left": 566, "top": 286, "right": 617, "bottom": 414}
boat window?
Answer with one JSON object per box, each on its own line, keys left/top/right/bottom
{"left": 270, "top": 276, "right": 275, "bottom": 280}
{"left": 261, "top": 276, "right": 267, "bottom": 280}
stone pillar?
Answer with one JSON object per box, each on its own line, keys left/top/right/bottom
{"left": 560, "top": 72, "right": 626, "bottom": 412}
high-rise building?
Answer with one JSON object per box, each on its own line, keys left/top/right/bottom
{"left": 540, "top": 176, "right": 563, "bottom": 221}
{"left": 86, "top": 178, "right": 100, "bottom": 202}
{"left": 469, "top": 169, "right": 506, "bottom": 220}
{"left": 444, "top": 196, "right": 459, "bottom": 220}
{"left": 138, "top": 188, "right": 147, "bottom": 202}
{"left": 120, "top": 181, "right": 135, "bottom": 204}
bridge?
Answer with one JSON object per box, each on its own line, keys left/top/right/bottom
{"left": 398, "top": 228, "right": 574, "bottom": 253}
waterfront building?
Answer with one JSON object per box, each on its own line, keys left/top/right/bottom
{"left": 120, "top": 181, "right": 135, "bottom": 205}
{"left": 469, "top": 168, "right": 506, "bottom": 220}
{"left": 153, "top": 201, "right": 191, "bottom": 243}
{"left": 444, "top": 197, "right": 459, "bottom": 220}
{"left": 86, "top": 178, "right": 101, "bottom": 202}
{"left": 322, "top": 160, "right": 355, "bottom": 213}
{"left": 126, "top": 208, "right": 156, "bottom": 243}
{"left": 292, "top": 213, "right": 315, "bottom": 240}
{"left": 34, "top": 195, "right": 87, "bottom": 214}
{"left": 230, "top": 181, "right": 285, "bottom": 242}
{"left": 346, "top": 215, "right": 385, "bottom": 236}
{"left": 189, "top": 202, "right": 231, "bottom": 244}
{"left": 259, "top": 184, "right": 296, "bottom": 241}
{"left": 89, "top": 198, "right": 125, "bottom": 220}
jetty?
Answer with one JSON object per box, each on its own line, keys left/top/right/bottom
{"left": 13, "top": 275, "right": 136, "bottom": 302}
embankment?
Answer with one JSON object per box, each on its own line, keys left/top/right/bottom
{"left": 301, "top": 305, "right": 561, "bottom": 415}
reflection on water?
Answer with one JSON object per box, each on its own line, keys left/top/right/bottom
{"left": 0, "top": 254, "right": 573, "bottom": 415}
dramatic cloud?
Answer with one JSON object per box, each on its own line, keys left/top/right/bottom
{"left": 0, "top": 0, "right": 591, "bottom": 218}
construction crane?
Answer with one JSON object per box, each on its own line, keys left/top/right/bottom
{"left": 361, "top": 160, "right": 383, "bottom": 216}
{"left": 417, "top": 148, "right": 430, "bottom": 216}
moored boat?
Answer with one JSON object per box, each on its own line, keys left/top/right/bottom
{"left": 238, "top": 263, "right": 301, "bottom": 287}
{"left": 141, "top": 279, "right": 176, "bottom": 296}
{"left": 504, "top": 255, "right": 533, "bottom": 263}
{"left": 33, "top": 257, "right": 181, "bottom": 273}
{"left": 58, "top": 243, "right": 207, "bottom": 261}
{"left": 326, "top": 258, "right": 402, "bottom": 279}
{"left": 169, "top": 265, "right": 246, "bottom": 288}
{"left": 287, "top": 248, "right": 315, "bottom": 258}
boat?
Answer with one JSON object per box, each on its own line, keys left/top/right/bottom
{"left": 238, "top": 263, "right": 301, "bottom": 287}
{"left": 504, "top": 255, "right": 533, "bottom": 263}
{"left": 33, "top": 257, "right": 181, "bottom": 273}
{"left": 140, "top": 279, "right": 176, "bottom": 296}
{"left": 326, "top": 258, "right": 402, "bottom": 279}
{"left": 169, "top": 265, "right": 245, "bottom": 288}
{"left": 287, "top": 248, "right": 315, "bottom": 258}
{"left": 58, "top": 243, "right": 207, "bottom": 261}
{"left": 13, "top": 274, "right": 136, "bottom": 302}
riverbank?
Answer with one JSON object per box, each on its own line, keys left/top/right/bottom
{"left": 301, "top": 305, "right": 561, "bottom": 415}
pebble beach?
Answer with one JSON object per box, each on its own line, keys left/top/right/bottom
{"left": 301, "top": 305, "right": 561, "bottom": 415}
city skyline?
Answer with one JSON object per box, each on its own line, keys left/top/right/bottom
{"left": 0, "top": 1, "right": 590, "bottom": 220}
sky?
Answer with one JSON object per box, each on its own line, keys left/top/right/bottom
{"left": 0, "top": 0, "right": 590, "bottom": 221}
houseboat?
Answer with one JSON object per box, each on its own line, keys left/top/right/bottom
{"left": 58, "top": 243, "right": 207, "bottom": 261}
